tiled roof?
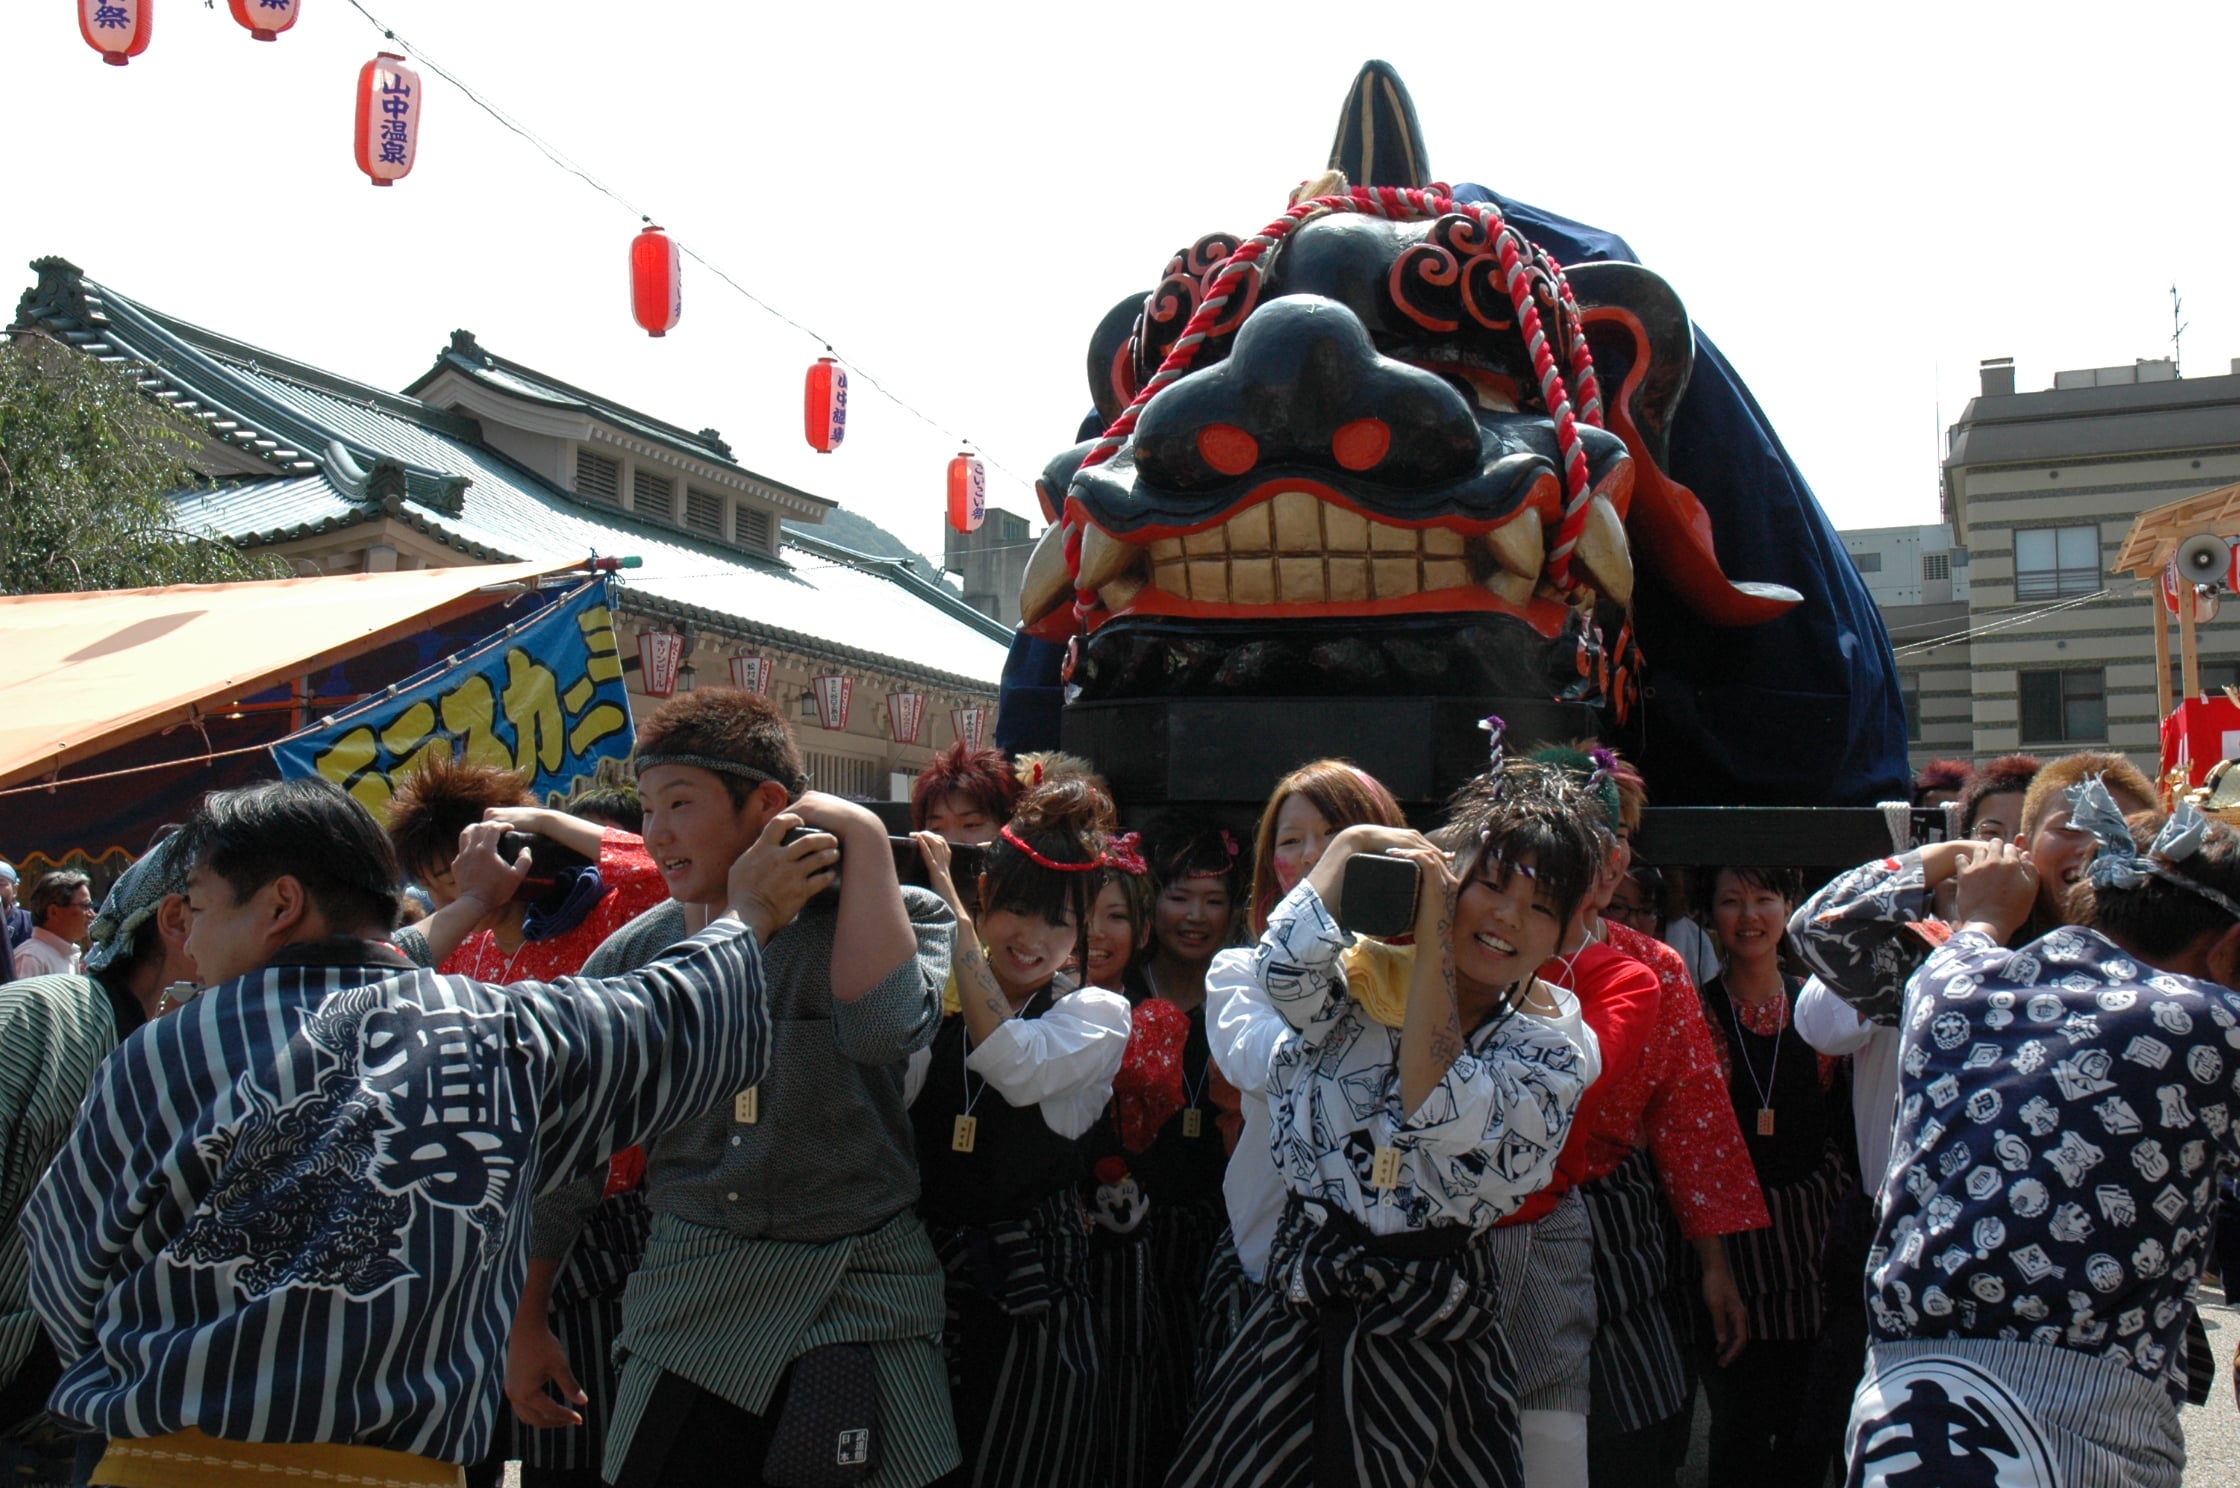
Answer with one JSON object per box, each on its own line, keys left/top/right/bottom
{"left": 12, "top": 258, "right": 1011, "bottom": 691}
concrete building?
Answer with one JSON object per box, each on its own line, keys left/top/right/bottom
{"left": 1839, "top": 524, "right": 1971, "bottom": 762}
{"left": 946, "top": 506, "right": 1034, "bottom": 625}
{"left": 1876, "top": 354, "right": 2240, "bottom": 777}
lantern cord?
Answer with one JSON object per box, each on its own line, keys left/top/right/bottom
{"left": 338, "top": 0, "right": 1031, "bottom": 492}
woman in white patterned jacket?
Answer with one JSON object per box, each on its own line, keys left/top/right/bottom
{"left": 1169, "top": 758, "right": 1604, "bottom": 1488}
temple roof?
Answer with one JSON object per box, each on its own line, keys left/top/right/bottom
{"left": 11, "top": 257, "right": 1009, "bottom": 690}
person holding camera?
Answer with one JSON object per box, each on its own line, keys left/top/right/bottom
{"left": 22, "top": 774, "right": 827, "bottom": 1486}
{"left": 520, "top": 689, "right": 955, "bottom": 1488}
{"left": 1807, "top": 777, "right": 2240, "bottom": 1487}
{"left": 906, "top": 777, "right": 1131, "bottom": 1488}
{"left": 384, "top": 756, "right": 673, "bottom": 1488}
{"left": 1169, "top": 759, "right": 1603, "bottom": 1488}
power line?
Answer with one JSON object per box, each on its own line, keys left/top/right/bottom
{"left": 1889, "top": 583, "right": 2136, "bottom": 658}
{"left": 338, "top": 1, "right": 1037, "bottom": 495}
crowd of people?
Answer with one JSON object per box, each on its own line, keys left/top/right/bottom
{"left": 0, "top": 693, "right": 2236, "bottom": 1488}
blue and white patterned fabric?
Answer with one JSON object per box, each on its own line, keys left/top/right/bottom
{"left": 1864, "top": 925, "right": 2240, "bottom": 1401}
{"left": 1257, "top": 881, "right": 1600, "bottom": 1237}
{"left": 21, "top": 925, "right": 771, "bottom": 1464}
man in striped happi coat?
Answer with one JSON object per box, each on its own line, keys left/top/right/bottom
{"left": 22, "top": 777, "right": 830, "bottom": 1488}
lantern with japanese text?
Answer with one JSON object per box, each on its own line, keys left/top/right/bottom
{"left": 630, "top": 226, "right": 681, "bottom": 338}
{"left": 728, "top": 654, "right": 773, "bottom": 696}
{"left": 947, "top": 451, "right": 986, "bottom": 534}
{"left": 354, "top": 53, "right": 421, "bottom": 187}
{"left": 887, "top": 691, "right": 926, "bottom": 745}
{"left": 80, "top": 0, "right": 151, "bottom": 65}
{"left": 637, "top": 629, "right": 686, "bottom": 698}
{"left": 813, "top": 674, "right": 854, "bottom": 731}
{"left": 952, "top": 705, "right": 989, "bottom": 751}
{"left": 227, "top": 0, "right": 298, "bottom": 41}
{"left": 804, "top": 357, "right": 847, "bottom": 453}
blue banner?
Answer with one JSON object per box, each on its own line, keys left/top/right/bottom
{"left": 272, "top": 578, "right": 634, "bottom": 814}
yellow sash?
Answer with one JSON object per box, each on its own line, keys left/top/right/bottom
{"left": 91, "top": 1428, "right": 464, "bottom": 1488}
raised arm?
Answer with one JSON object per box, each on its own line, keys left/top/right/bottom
{"left": 793, "top": 792, "right": 919, "bottom": 1004}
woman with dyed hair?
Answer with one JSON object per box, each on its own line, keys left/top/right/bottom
{"left": 910, "top": 742, "right": 1021, "bottom": 846}
{"left": 908, "top": 780, "right": 1132, "bottom": 1487}
{"left": 1172, "top": 758, "right": 1604, "bottom": 1488}
{"left": 1518, "top": 744, "right": 1766, "bottom": 1488}
{"left": 1201, "top": 761, "right": 1407, "bottom": 1372}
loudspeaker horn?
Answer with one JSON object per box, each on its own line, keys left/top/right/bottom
{"left": 2174, "top": 532, "right": 2233, "bottom": 586}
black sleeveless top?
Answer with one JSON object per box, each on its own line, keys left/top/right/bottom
{"left": 912, "top": 985, "right": 1088, "bottom": 1230}
{"left": 1702, "top": 973, "right": 1834, "bottom": 1190}
{"left": 1082, "top": 998, "right": 1228, "bottom": 1208}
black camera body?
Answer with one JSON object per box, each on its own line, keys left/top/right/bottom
{"left": 494, "top": 831, "right": 595, "bottom": 904}
{"left": 1337, "top": 852, "right": 1421, "bottom": 939}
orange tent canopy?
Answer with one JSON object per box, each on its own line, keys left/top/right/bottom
{"left": 0, "top": 562, "right": 569, "bottom": 793}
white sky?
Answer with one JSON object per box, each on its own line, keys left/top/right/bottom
{"left": 8, "top": 0, "right": 2238, "bottom": 571}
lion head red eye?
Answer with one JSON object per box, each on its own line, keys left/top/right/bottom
{"left": 1196, "top": 423, "right": 1259, "bottom": 476}
{"left": 1332, "top": 418, "right": 1391, "bottom": 472}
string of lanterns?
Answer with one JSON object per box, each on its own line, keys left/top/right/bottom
{"left": 633, "top": 630, "right": 987, "bottom": 748}
{"left": 79, "top": 0, "right": 997, "bottom": 535}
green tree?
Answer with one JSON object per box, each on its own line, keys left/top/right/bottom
{"left": 0, "top": 335, "right": 288, "bottom": 594}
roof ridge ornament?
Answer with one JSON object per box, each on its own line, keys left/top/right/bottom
{"left": 448, "top": 328, "right": 490, "bottom": 366}
{"left": 15, "top": 257, "right": 99, "bottom": 333}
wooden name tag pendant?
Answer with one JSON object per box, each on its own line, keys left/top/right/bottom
{"left": 1183, "top": 1109, "right": 1204, "bottom": 1139}
{"left": 1370, "top": 1145, "right": 1403, "bottom": 1190}
{"left": 1757, "top": 1108, "right": 1776, "bottom": 1137}
{"left": 734, "top": 1088, "right": 760, "bottom": 1125}
{"left": 952, "top": 1115, "right": 979, "bottom": 1153}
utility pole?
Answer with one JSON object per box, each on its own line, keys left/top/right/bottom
{"left": 2172, "top": 284, "right": 2189, "bottom": 377}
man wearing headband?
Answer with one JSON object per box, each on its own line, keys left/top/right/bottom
{"left": 527, "top": 688, "right": 960, "bottom": 1488}
{"left": 24, "top": 776, "right": 826, "bottom": 1488}
{"left": 1806, "top": 777, "right": 2240, "bottom": 1488}
{"left": 0, "top": 836, "right": 198, "bottom": 1478}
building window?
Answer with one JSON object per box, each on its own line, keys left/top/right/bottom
{"left": 684, "top": 486, "right": 725, "bottom": 538}
{"left": 1852, "top": 550, "right": 1882, "bottom": 573}
{"left": 1901, "top": 673, "right": 1922, "bottom": 742}
{"left": 632, "top": 469, "right": 674, "bottom": 522}
{"left": 2171, "top": 660, "right": 2240, "bottom": 702}
{"left": 575, "top": 450, "right": 620, "bottom": 505}
{"left": 736, "top": 506, "right": 773, "bottom": 552}
{"left": 1922, "top": 552, "right": 1949, "bottom": 581}
{"left": 2013, "top": 525, "right": 2101, "bottom": 600}
{"left": 802, "top": 750, "right": 879, "bottom": 799}
{"left": 2018, "top": 668, "right": 2106, "bottom": 743}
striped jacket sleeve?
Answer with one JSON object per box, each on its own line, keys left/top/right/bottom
{"left": 517, "top": 918, "right": 774, "bottom": 1195}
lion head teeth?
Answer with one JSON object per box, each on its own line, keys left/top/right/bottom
{"left": 1049, "top": 492, "right": 1627, "bottom": 613}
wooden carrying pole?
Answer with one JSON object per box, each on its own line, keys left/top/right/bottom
{"left": 2181, "top": 583, "right": 2202, "bottom": 703}
{"left": 2153, "top": 590, "right": 2173, "bottom": 718}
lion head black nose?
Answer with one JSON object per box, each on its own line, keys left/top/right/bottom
{"left": 1130, "top": 295, "right": 1483, "bottom": 494}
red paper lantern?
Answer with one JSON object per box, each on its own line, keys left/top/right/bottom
{"left": 947, "top": 452, "right": 986, "bottom": 535}
{"left": 888, "top": 691, "right": 926, "bottom": 745}
{"left": 952, "top": 705, "right": 989, "bottom": 752}
{"left": 813, "top": 675, "right": 854, "bottom": 731}
{"left": 80, "top": 0, "right": 152, "bottom": 66}
{"left": 353, "top": 53, "right": 421, "bottom": 187}
{"left": 630, "top": 226, "right": 681, "bottom": 338}
{"left": 227, "top": 0, "right": 298, "bottom": 41}
{"left": 728, "top": 654, "right": 773, "bottom": 695}
{"left": 637, "top": 629, "right": 685, "bottom": 698}
{"left": 804, "top": 357, "right": 847, "bottom": 453}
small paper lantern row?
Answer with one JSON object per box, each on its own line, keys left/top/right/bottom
{"left": 630, "top": 226, "right": 681, "bottom": 338}
{"left": 887, "top": 691, "right": 926, "bottom": 745}
{"left": 354, "top": 53, "right": 421, "bottom": 187}
{"left": 637, "top": 629, "right": 686, "bottom": 699}
{"left": 813, "top": 674, "right": 854, "bottom": 731}
{"left": 952, "top": 705, "right": 989, "bottom": 752}
{"left": 947, "top": 452, "right": 986, "bottom": 535}
{"left": 728, "top": 654, "right": 773, "bottom": 696}
{"left": 80, "top": 0, "right": 152, "bottom": 66}
{"left": 804, "top": 357, "right": 847, "bottom": 454}
{"left": 228, "top": 0, "right": 299, "bottom": 41}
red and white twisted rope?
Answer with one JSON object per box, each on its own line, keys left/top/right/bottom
{"left": 1071, "top": 186, "right": 1604, "bottom": 623}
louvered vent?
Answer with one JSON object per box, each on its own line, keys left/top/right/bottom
{"left": 685, "top": 487, "right": 725, "bottom": 537}
{"left": 632, "top": 469, "right": 675, "bottom": 522}
{"left": 575, "top": 450, "right": 620, "bottom": 504}
{"left": 735, "top": 506, "right": 773, "bottom": 552}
